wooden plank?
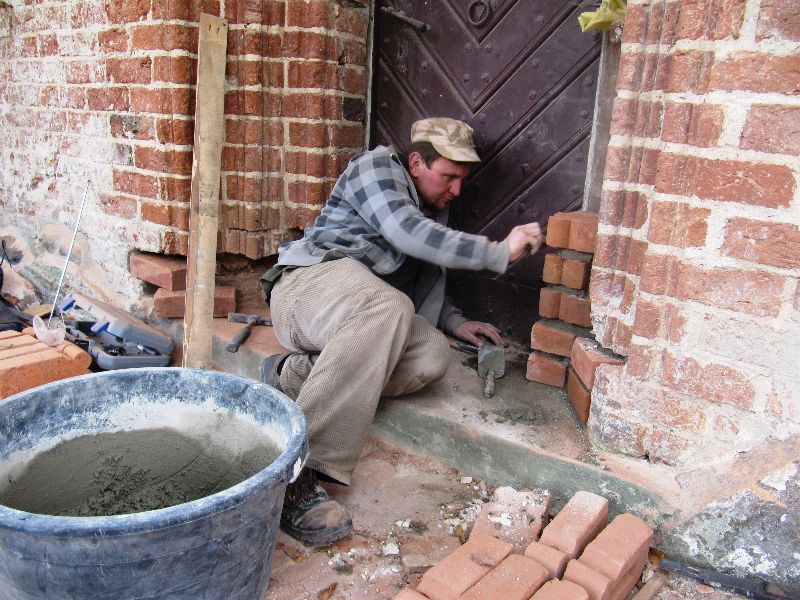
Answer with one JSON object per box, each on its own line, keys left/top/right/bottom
{"left": 183, "top": 13, "right": 228, "bottom": 368}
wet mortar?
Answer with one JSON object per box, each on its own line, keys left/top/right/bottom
{"left": 0, "top": 427, "right": 281, "bottom": 517}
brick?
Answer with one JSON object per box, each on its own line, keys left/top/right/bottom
{"left": 546, "top": 213, "right": 571, "bottom": 248}
{"left": 661, "top": 101, "right": 724, "bottom": 147}
{"left": 460, "top": 554, "right": 549, "bottom": 600}
{"left": 758, "top": 0, "right": 800, "bottom": 41}
{"left": 531, "top": 321, "right": 580, "bottom": 358}
{"left": 531, "top": 579, "right": 590, "bottom": 600}
{"left": 561, "top": 259, "right": 590, "bottom": 291}
{"left": 567, "top": 368, "right": 591, "bottom": 425}
{"left": 524, "top": 540, "right": 571, "bottom": 579}
{"left": 559, "top": 293, "right": 591, "bottom": 328}
{"left": 662, "top": 352, "right": 756, "bottom": 410}
{"left": 106, "top": 0, "right": 149, "bottom": 24}
{"left": 609, "top": 558, "right": 647, "bottom": 600}
{"left": 135, "top": 147, "right": 193, "bottom": 176}
{"left": 416, "top": 532, "right": 513, "bottom": 600}
{"left": 579, "top": 513, "right": 653, "bottom": 581}
{"left": 654, "top": 154, "right": 795, "bottom": 209}
{"left": 647, "top": 201, "right": 709, "bottom": 248}
{"left": 106, "top": 57, "right": 152, "bottom": 84}
{"left": 0, "top": 332, "right": 92, "bottom": 399}
{"left": 131, "top": 24, "right": 196, "bottom": 53}
{"left": 400, "top": 536, "right": 461, "bottom": 574}
{"left": 675, "top": 263, "right": 785, "bottom": 317}
{"left": 722, "top": 217, "right": 800, "bottom": 269}
{"left": 470, "top": 487, "right": 551, "bottom": 553}
{"left": 742, "top": 105, "right": 800, "bottom": 156}
{"left": 710, "top": 53, "right": 800, "bottom": 94}
{"left": 675, "top": 0, "right": 746, "bottom": 40}
{"left": 542, "top": 254, "right": 564, "bottom": 285}
{"left": 153, "top": 287, "right": 236, "bottom": 318}
{"left": 571, "top": 338, "right": 624, "bottom": 390}
{"left": 87, "top": 87, "right": 129, "bottom": 111}
{"left": 539, "top": 287, "right": 561, "bottom": 319}
{"left": 568, "top": 213, "right": 599, "bottom": 253}
{"left": 129, "top": 252, "right": 188, "bottom": 290}
{"left": 526, "top": 351, "right": 568, "bottom": 388}
{"left": 394, "top": 590, "right": 428, "bottom": 600}
{"left": 563, "top": 560, "right": 615, "bottom": 600}
{"left": 539, "top": 491, "right": 608, "bottom": 558}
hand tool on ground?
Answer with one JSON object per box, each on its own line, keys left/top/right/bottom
{"left": 478, "top": 343, "right": 505, "bottom": 398}
{"left": 226, "top": 313, "right": 272, "bottom": 353}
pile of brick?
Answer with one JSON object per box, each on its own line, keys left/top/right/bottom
{"left": 526, "top": 212, "right": 623, "bottom": 423}
{"left": 395, "top": 490, "right": 652, "bottom": 600}
{"left": 129, "top": 252, "right": 236, "bottom": 318}
{"left": 0, "top": 329, "right": 92, "bottom": 399}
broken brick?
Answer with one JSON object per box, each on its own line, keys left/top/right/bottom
{"left": 153, "top": 286, "right": 236, "bottom": 318}
{"left": 563, "top": 559, "right": 615, "bottom": 600}
{"left": 559, "top": 293, "right": 592, "bottom": 328}
{"left": 416, "top": 532, "right": 513, "bottom": 600}
{"left": 524, "top": 540, "right": 571, "bottom": 579}
{"left": 566, "top": 368, "right": 592, "bottom": 424}
{"left": 571, "top": 338, "right": 624, "bottom": 390}
{"left": 531, "top": 579, "right": 590, "bottom": 600}
{"left": 526, "top": 351, "right": 568, "bottom": 388}
{"left": 539, "top": 491, "right": 608, "bottom": 558}
{"left": 459, "top": 554, "right": 549, "bottom": 600}
{"left": 545, "top": 212, "right": 572, "bottom": 248}
{"left": 543, "top": 254, "right": 564, "bottom": 285}
{"left": 470, "top": 486, "right": 551, "bottom": 552}
{"left": 568, "top": 212, "right": 599, "bottom": 253}
{"left": 539, "top": 287, "right": 562, "bottom": 319}
{"left": 578, "top": 513, "right": 653, "bottom": 581}
{"left": 394, "top": 589, "right": 429, "bottom": 600}
{"left": 561, "top": 259, "right": 591, "bottom": 290}
{"left": 129, "top": 252, "right": 188, "bottom": 290}
{"left": 0, "top": 331, "right": 92, "bottom": 399}
{"left": 531, "top": 321, "right": 582, "bottom": 358}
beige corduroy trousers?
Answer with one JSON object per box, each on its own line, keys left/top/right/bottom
{"left": 269, "top": 258, "right": 451, "bottom": 484}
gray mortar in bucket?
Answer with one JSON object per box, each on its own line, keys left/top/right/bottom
{"left": 0, "top": 367, "right": 308, "bottom": 600}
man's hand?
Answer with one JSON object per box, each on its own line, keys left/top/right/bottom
{"left": 455, "top": 321, "right": 505, "bottom": 347}
{"left": 505, "top": 222, "right": 544, "bottom": 263}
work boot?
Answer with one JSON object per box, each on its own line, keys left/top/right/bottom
{"left": 280, "top": 469, "right": 352, "bottom": 546}
{"left": 260, "top": 353, "right": 290, "bottom": 392}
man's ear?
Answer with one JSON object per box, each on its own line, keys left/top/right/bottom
{"left": 407, "top": 151, "right": 425, "bottom": 177}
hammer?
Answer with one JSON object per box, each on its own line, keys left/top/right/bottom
{"left": 226, "top": 312, "right": 272, "bottom": 353}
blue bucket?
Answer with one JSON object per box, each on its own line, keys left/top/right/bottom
{"left": 0, "top": 368, "right": 308, "bottom": 599}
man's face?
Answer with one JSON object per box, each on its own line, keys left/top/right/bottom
{"left": 408, "top": 153, "right": 472, "bottom": 212}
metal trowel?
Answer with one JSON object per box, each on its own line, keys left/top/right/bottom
{"left": 478, "top": 343, "right": 505, "bottom": 398}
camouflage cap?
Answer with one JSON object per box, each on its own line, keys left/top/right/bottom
{"left": 410, "top": 118, "right": 481, "bottom": 163}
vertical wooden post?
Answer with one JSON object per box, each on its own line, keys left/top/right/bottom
{"left": 183, "top": 14, "right": 228, "bottom": 368}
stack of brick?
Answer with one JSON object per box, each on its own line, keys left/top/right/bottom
{"left": 0, "top": 330, "right": 92, "bottom": 399}
{"left": 129, "top": 252, "right": 236, "bottom": 318}
{"left": 393, "top": 490, "right": 653, "bottom": 600}
{"left": 527, "top": 212, "right": 623, "bottom": 424}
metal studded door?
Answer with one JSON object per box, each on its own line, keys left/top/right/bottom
{"left": 371, "top": 0, "right": 602, "bottom": 342}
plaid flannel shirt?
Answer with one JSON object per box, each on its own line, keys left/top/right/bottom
{"left": 277, "top": 146, "right": 509, "bottom": 332}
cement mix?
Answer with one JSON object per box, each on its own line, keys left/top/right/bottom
{"left": 0, "top": 427, "right": 280, "bottom": 516}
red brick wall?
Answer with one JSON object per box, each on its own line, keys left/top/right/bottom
{"left": 0, "top": 0, "right": 369, "bottom": 297}
{"left": 589, "top": 0, "right": 800, "bottom": 466}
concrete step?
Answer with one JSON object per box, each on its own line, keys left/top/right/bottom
{"left": 157, "top": 314, "right": 678, "bottom": 527}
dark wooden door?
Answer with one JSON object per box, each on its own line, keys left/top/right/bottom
{"left": 371, "top": 0, "right": 601, "bottom": 342}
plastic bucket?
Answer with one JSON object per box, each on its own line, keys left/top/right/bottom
{"left": 0, "top": 368, "right": 308, "bottom": 599}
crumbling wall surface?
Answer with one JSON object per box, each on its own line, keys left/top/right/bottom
{"left": 0, "top": 0, "right": 368, "bottom": 308}
{"left": 589, "top": 0, "right": 799, "bottom": 586}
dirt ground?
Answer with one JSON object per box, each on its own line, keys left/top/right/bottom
{"left": 263, "top": 438, "right": 741, "bottom": 600}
